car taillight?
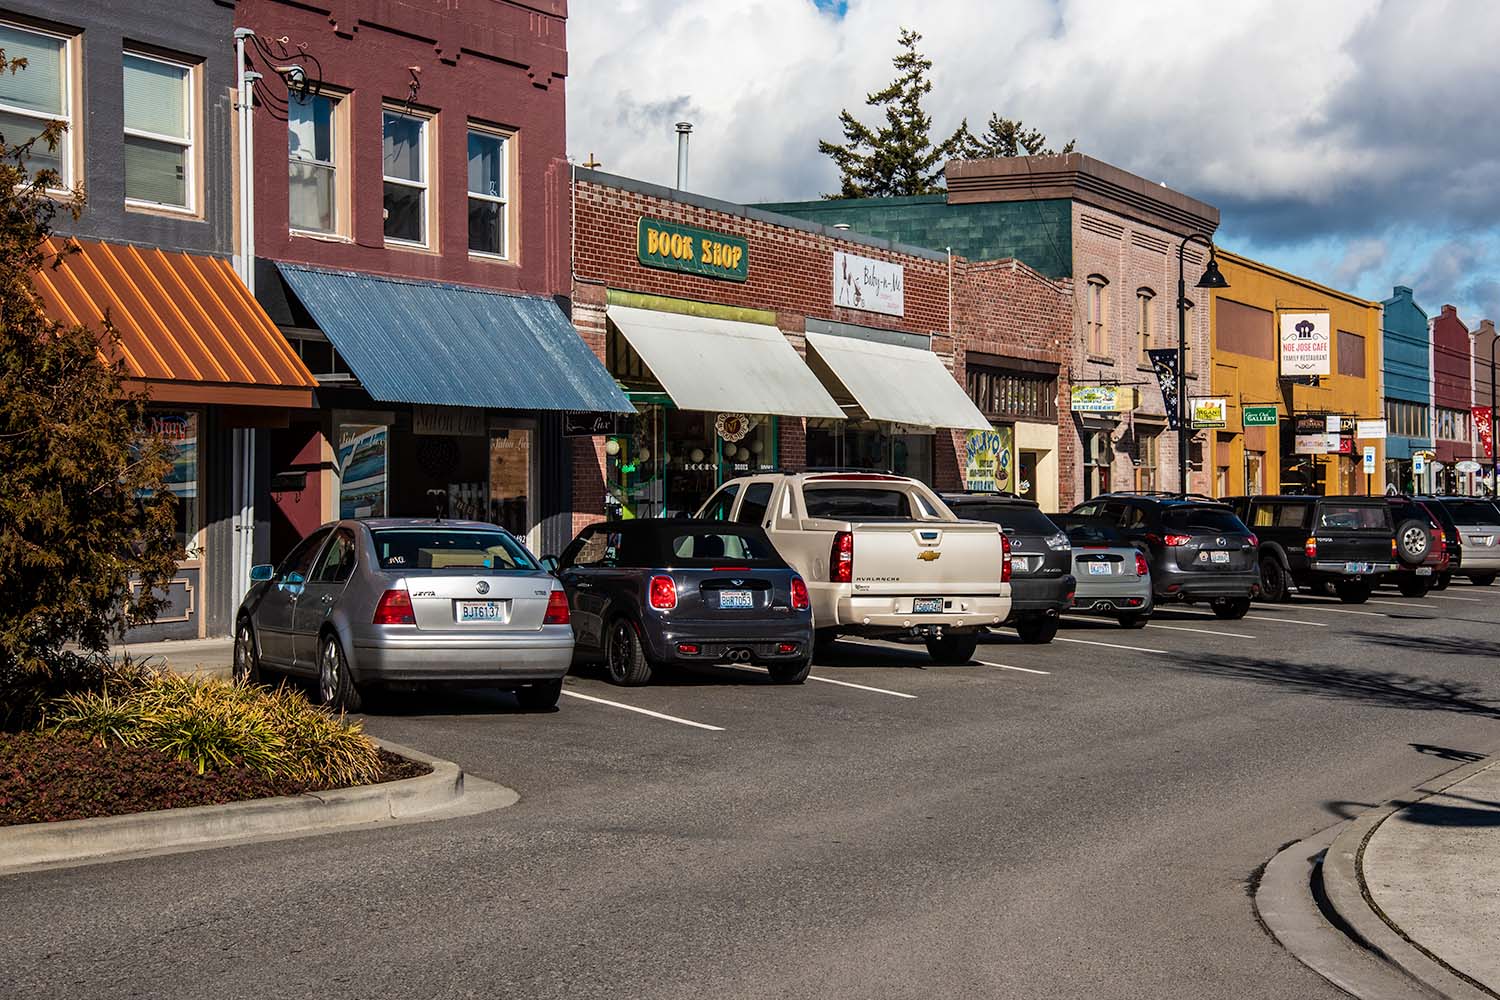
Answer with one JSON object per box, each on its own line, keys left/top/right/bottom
{"left": 648, "top": 575, "right": 677, "bottom": 610}
{"left": 1305, "top": 536, "right": 1318, "bottom": 558}
{"left": 1164, "top": 533, "right": 1192, "bottom": 547}
{"left": 790, "top": 576, "right": 810, "bottom": 611}
{"left": 831, "top": 531, "right": 854, "bottom": 584}
{"left": 372, "top": 588, "right": 415, "bottom": 625}
{"left": 1247, "top": 533, "right": 1258, "bottom": 548}
{"left": 1001, "top": 532, "right": 1012, "bottom": 583}
{"left": 1391, "top": 537, "right": 1398, "bottom": 558}
{"left": 1135, "top": 552, "right": 1149, "bottom": 577}
{"left": 543, "top": 590, "right": 570, "bottom": 625}
{"left": 1437, "top": 528, "right": 1446, "bottom": 543}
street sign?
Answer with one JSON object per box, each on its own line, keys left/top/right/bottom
{"left": 1414, "top": 453, "right": 1427, "bottom": 475}
{"left": 1363, "top": 446, "right": 1376, "bottom": 474}
{"left": 1356, "top": 419, "right": 1387, "bottom": 439}
{"left": 1243, "top": 405, "right": 1278, "bottom": 426}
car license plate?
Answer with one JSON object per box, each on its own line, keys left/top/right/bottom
{"left": 912, "top": 597, "right": 944, "bottom": 614}
{"left": 1416, "top": 566, "right": 1433, "bottom": 576}
{"left": 1343, "top": 561, "right": 1372, "bottom": 574}
{"left": 718, "top": 590, "right": 754, "bottom": 609}
{"left": 1088, "top": 561, "right": 1112, "bottom": 575}
{"left": 457, "top": 600, "right": 503, "bottom": 622}
{"left": 1210, "top": 550, "right": 1230, "bottom": 564}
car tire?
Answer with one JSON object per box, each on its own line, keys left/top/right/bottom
{"left": 1015, "top": 615, "right": 1059, "bottom": 644}
{"left": 1335, "top": 580, "right": 1373, "bottom": 604}
{"left": 604, "top": 618, "right": 653, "bottom": 686}
{"left": 925, "top": 631, "right": 979, "bottom": 665}
{"left": 1258, "top": 557, "right": 1289, "bottom": 603}
{"left": 1468, "top": 572, "right": 1496, "bottom": 587}
{"left": 1432, "top": 571, "right": 1452, "bottom": 591}
{"left": 1211, "top": 596, "right": 1251, "bottom": 620}
{"left": 1117, "top": 612, "right": 1151, "bottom": 629}
{"left": 1395, "top": 519, "right": 1433, "bottom": 566}
{"left": 232, "top": 618, "right": 262, "bottom": 685}
{"left": 1396, "top": 576, "right": 1432, "bottom": 598}
{"left": 515, "top": 679, "right": 563, "bottom": 710}
{"left": 316, "top": 631, "right": 362, "bottom": 714}
{"left": 767, "top": 656, "right": 813, "bottom": 684}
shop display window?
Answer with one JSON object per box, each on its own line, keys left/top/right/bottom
{"left": 606, "top": 405, "right": 777, "bottom": 518}
{"left": 144, "top": 411, "right": 199, "bottom": 551}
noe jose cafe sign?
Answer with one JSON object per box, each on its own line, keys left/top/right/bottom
{"left": 637, "top": 217, "right": 749, "bottom": 282}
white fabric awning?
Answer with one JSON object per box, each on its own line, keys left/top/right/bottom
{"left": 804, "top": 331, "right": 991, "bottom": 430}
{"left": 607, "top": 305, "right": 845, "bottom": 418}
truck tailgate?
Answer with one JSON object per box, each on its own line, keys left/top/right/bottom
{"left": 847, "top": 521, "right": 1006, "bottom": 595}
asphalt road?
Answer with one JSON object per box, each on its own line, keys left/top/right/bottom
{"left": 7, "top": 582, "right": 1500, "bottom": 999}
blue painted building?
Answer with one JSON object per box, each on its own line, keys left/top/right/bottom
{"left": 1381, "top": 285, "right": 1433, "bottom": 490}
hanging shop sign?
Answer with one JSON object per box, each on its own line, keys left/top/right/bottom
{"left": 1294, "top": 415, "right": 1331, "bottom": 455}
{"left": 1473, "top": 405, "right": 1494, "bottom": 458}
{"left": 637, "top": 217, "right": 749, "bottom": 282}
{"left": 715, "top": 412, "right": 758, "bottom": 443}
{"left": 963, "top": 426, "right": 1014, "bottom": 493}
{"left": 1069, "top": 385, "right": 1126, "bottom": 413}
{"left": 1278, "top": 312, "right": 1332, "bottom": 377}
{"left": 1243, "top": 404, "right": 1279, "bottom": 427}
{"left": 1456, "top": 460, "right": 1483, "bottom": 474}
{"left": 1146, "top": 348, "right": 1182, "bottom": 429}
{"left": 413, "top": 405, "right": 485, "bottom": 437}
{"left": 833, "top": 251, "right": 905, "bottom": 316}
{"left": 1356, "top": 419, "right": 1387, "bottom": 440}
{"left": 564, "top": 412, "right": 623, "bottom": 437}
{"left": 1190, "top": 397, "right": 1228, "bottom": 429}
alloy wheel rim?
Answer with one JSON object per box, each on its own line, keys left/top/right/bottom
{"left": 1403, "top": 527, "right": 1427, "bottom": 554}
{"left": 234, "top": 626, "right": 250, "bottom": 680}
{"left": 607, "top": 622, "right": 630, "bottom": 681}
{"left": 319, "top": 638, "right": 338, "bottom": 703}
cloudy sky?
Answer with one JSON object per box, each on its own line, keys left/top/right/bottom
{"left": 568, "top": 0, "right": 1499, "bottom": 323}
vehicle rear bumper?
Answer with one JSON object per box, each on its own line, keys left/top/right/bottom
{"left": 646, "top": 618, "right": 813, "bottom": 664}
{"left": 1305, "top": 560, "right": 1399, "bottom": 582}
{"left": 834, "top": 594, "right": 1010, "bottom": 631}
{"left": 350, "top": 629, "right": 574, "bottom": 683}
{"left": 1457, "top": 550, "right": 1500, "bottom": 571}
{"left": 1156, "top": 570, "right": 1260, "bottom": 600}
{"left": 1005, "top": 575, "right": 1076, "bottom": 619}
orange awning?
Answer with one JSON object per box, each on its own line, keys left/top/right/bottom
{"left": 32, "top": 237, "right": 317, "bottom": 408}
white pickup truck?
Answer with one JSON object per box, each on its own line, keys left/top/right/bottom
{"left": 696, "top": 472, "right": 1011, "bottom": 663}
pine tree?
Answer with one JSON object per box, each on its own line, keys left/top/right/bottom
{"left": 960, "top": 112, "right": 1075, "bottom": 159}
{"left": 818, "top": 29, "right": 968, "bottom": 198}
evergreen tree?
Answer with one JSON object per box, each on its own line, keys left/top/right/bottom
{"left": 818, "top": 28, "right": 968, "bottom": 198}
{"left": 960, "top": 112, "right": 1075, "bottom": 159}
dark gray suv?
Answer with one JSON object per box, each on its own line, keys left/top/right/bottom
{"left": 941, "top": 493, "right": 1075, "bottom": 643}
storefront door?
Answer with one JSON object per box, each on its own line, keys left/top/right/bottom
{"left": 488, "top": 428, "right": 532, "bottom": 542}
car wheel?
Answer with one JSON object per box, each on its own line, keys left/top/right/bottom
{"left": 767, "top": 656, "right": 812, "bottom": 685}
{"left": 515, "top": 679, "right": 563, "bottom": 711}
{"left": 604, "top": 618, "right": 653, "bottom": 686}
{"left": 1396, "top": 576, "right": 1432, "bottom": 598}
{"left": 1468, "top": 572, "right": 1496, "bottom": 587}
{"left": 1432, "top": 571, "right": 1452, "bottom": 591}
{"left": 232, "top": 618, "right": 262, "bottom": 685}
{"left": 1211, "top": 597, "right": 1251, "bottom": 620}
{"left": 1117, "top": 612, "right": 1151, "bottom": 629}
{"left": 1015, "top": 615, "right": 1059, "bottom": 644}
{"left": 316, "top": 632, "right": 362, "bottom": 714}
{"left": 925, "top": 631, "right": 979, "bottom": 664}
{"left": 1395, "top": 519, "right": 1432, "bottom": 566}
{"left": 1335, "top": 580, "right": 1372, "bottom": 604}
{"left": 1258, "top": 557, "right": 1288, "bottom": 603}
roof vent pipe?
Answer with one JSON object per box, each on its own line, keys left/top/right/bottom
{"left": 675, "top": 122, "right": 692, "bottom": 190}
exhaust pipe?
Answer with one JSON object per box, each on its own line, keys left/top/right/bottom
{"left": 727, "top": 648, "right": 751, "bottom": 663}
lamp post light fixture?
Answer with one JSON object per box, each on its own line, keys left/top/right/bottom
{"left": 1176, "top": 234, "right": 1229, "bottom": 496}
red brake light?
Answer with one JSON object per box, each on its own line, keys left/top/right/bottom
{"left": 1001, "top": 532, "right": 1012, "bottom": 583}
{"left": 543, "top": 590, "right": 570, "bottom": 625}
{"left": 1163, "top": 533, "right": 1192, "bottom": 547}
{"left": 1391, "top": 537, "right": 1398, "bottom": 558}
{"left": 648, "top": 575, "right": 677, "bottom": 610}
{"left": 831, "top": 531, "right": 854, "bottom": 583}
{"left": 1305, "top": 536, "right": 1318, "bottom": 559}
{"left": 1247, "top": 533, "right": 1259, "bottom": 548}
{"left": 1135, "top": 552, "right": 1149, "bottom": 577}
{"left": 373, "top": 588, "right": 415, "bottom": 625}
{"left": 790, "top": 576, "right": 810, "bottom": 611}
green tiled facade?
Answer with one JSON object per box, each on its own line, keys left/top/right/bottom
{"left": 754, "top": 196, "right": 1074, "bottom": 279}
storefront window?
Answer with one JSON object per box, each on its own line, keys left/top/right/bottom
{"left": 1133, "top": 430, "right": 1159, "bottom": 491}
{"left": 488, "top": 429, "right": 530, "bottom": 537}
{"left": 336, "top": 423, "right": 388, "bottom": 519}
{"left": 1246, "top": 451, "right": 1265, "bottom": 494}
{"left": 606, "top": 406, "right": 777, "bottom": 519}
{"left": 1084, "top": 429, "right": 1112, "bottom": 500}
{"left": 146, "top": 411, "right": 199, "bottom": 551}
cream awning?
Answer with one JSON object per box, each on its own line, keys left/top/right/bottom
{"left": 607, "top": 305, "right": 845, "bottom": 418}
{"left": 804, "top": 331, "right": 990, "bottom": 430}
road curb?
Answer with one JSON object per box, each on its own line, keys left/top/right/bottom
{"left": 0, "top": 738, "right": 506, "bottom": 877}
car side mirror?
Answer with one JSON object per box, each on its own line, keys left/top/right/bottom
{"left": 540, "top": 555, "right": 560, "bottom": 574}
{"left": 249, "top": 564, "right": 275, "bottom": 583}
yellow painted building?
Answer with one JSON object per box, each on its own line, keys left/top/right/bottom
{"left": 1209, "top": 251, "right": 1385, "bottom": 497}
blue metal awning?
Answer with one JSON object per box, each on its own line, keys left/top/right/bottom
{"left": 276, "top": 263, "right": 632, "bottom": 413}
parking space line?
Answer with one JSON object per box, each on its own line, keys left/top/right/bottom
{"left": 560, "top": 690, "right": 725, "bottom": 731}
{"left": 1054, "top": 635, "right": 1168, "bottom": 654}
{"left": 807, "top": 674, "right": 918, "bottom": 698}
{"left": 1367, "top": 598, "right": 1420, "bottom": 607}
{"left": 975, "top": 660, "right": 1051, "bottom": 675}
{"left": 1427, "top": 594, "right": 1482, "bottom": 602}
{"left": 1284, "top": 602, "right": 1388, "bottom": 617}
{"left": 1245, "top": 614, "right": 1328, "bottom": 627}
{"left": 1145, "top": 622, "right": 1254, "bottom": 639}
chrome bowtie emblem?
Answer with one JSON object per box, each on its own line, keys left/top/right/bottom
{"left": 475, "top": 581, "right": 490, "bottom": 595}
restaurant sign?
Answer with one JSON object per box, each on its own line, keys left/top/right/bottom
{"left": 1069, "top": 385, "right": 1128, "bottom": 413}
{"left": 637, "top": 217, "right": 749, "bottom": 282}
{"left": 1279, "top": 311, "right": 1332, "bottom": 377}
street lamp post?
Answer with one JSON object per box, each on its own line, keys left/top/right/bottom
{"left": 1176, "top": 234, "right": 1230, "bottom": 497}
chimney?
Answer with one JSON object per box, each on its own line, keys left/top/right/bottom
{"left": 675, "top": 122, "right": 692, "bottom": 190}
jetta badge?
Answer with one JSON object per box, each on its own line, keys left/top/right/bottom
{"left": 917, "top": 550, "right": 942, "bottom": 562}
{"left": 475, "top": 581, "right": 490, "bottom": 595}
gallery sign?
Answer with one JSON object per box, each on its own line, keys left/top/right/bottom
{"left": 637, "top": 217, "right": 749, "bottom": 282}
{"left": 1279, "top": 311, "right": 1332, "bottom": 378}
{"left": 1243, "top": 405, "right": 1279, "bottom": 427}
{"left": 833, "top": 251, "right": 905, "bottom": 316}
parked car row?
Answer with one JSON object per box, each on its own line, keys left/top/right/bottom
{"left": 229, "top": 480, "right": 1500, "bottom": 712}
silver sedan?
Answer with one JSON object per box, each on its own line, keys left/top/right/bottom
{"left": 233, "top": 519, "right": 574, "bottom": 711}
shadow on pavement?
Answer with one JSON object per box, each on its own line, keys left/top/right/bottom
{"left": 1355, "top": 631, "right": 1500, "bottom": 658}
{"left": 1411, "top": 743, "right": 1488, "bottom": 762}
{"left": 1399, "top": 800, "right": 1500, "bottom": 828}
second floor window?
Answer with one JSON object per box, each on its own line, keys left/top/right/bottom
{"left": 289, "top": 91, "right": 337, "bottom": 234}
{"left": 1086, "top": 276, "right": 1109, "bottom": 356}
{"left": 1137, "top": 288, "right": 1155, "bottom": 366}
{"left": 123, "top": 52, "right": 193, "bottom": 211}
{"left": 0, "top": 22, "right": 71, "bottom": 186}
{"left": 467, "top": 127, "right": 509, "bottom": 257}
{"left": 383, "top": 109, "right": 428, "bottom": 246}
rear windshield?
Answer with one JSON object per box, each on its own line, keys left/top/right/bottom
{"left": 667, "top": 529, "right": 782, "bottom": 566}
{"left": 1055, "top": 517, "right": 1125, "bottom": 546}
{"left": 952, "top": 503, "right": 1059, "bottom": 535}
{"left": 371, "top": 529, "right": 537, "bottom": 572}
{"left": 1442, "top": 499, "right": 1500, "bottom": 524}
{"left": 1316, "top": 503, "right": 1392, "bottom": 531}
{"left": 803, "top": 486, "right": 913, "bottom": 520}
{"left": 1161, "top": 506, "right": 1248, "bottom": 534}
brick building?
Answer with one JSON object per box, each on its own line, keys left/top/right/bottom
{"left": 1431, "top": 305, "right": 1477, "bottom": 493}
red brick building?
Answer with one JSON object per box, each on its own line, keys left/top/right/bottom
{"left": 1432, "top": 304, "right": 1476, "bottom": 490}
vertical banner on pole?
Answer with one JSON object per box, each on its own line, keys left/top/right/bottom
{"left": 1146, "top": 349, "right": 1181, "bottom": 430}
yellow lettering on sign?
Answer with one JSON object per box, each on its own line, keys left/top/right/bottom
{"left": 730, "top": 246, "right": 743, "bottom": 270}
{"left": 646, "top": 229, "right": 659, "bottom": 255}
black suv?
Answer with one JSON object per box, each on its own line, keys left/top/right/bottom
{"left": 1226, "top": 495, "right": 1396, "bottom": 604}
{"left": 1069, "top": 493, "right": 1259, "bottom": 619}
{"left": 941, "top": 493, "right": 1075, "bottom": 644}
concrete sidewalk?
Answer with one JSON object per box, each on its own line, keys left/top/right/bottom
{"left": 1362, "top": 760, "right": 1500, "bottom": 995}
{"left": 113, "top": 637, "right": 234, "bottom": 680}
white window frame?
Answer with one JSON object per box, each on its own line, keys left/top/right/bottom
{"left": 288, "top": 88, "right": 341, "bottom": 237}
{"left": 382, "top": 107, "right": 430, "bottom": 249}
{"left": 0, "top": 20, "right": 74, "bottom": 191}
{"left": 466, "top": 123, "right": 510, "bottom": 260}
{"left": 122, "top": 50, "right": 195, "bottom": 214}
